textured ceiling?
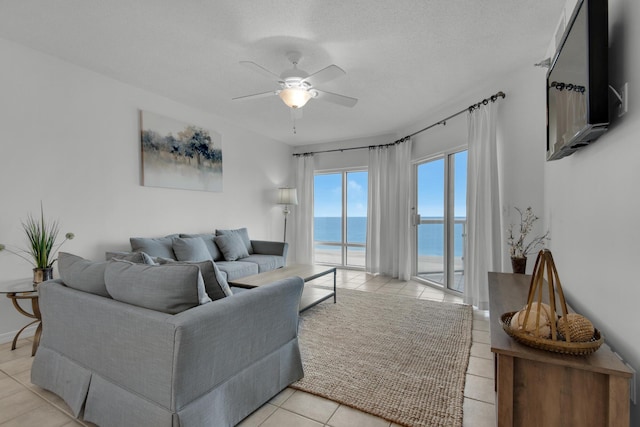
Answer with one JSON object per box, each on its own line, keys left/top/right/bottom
{"left": 0, "top": 0, "right": 563, "bottom": 146}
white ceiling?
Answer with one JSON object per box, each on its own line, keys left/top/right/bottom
{"left": 0, "top": 0, "right": 563, "bottom": 146}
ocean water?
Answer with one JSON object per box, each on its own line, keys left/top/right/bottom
{"left": 314, "top": 217, "right": 465, "bottom": 256}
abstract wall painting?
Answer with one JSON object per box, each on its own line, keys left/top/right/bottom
{"left": 140, "top": 110, "right": 223, "bottom": 192}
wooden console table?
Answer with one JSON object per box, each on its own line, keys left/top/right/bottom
{"left": 489, "top": 272, "right": 632, "bottom": 427}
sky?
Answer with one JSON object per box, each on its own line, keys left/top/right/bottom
{"left": 314, "top": 171, "right": 367, "bottom": 217}
{"left": 313, "top": 151, "right": 467, "bottom": 219}
{"left": 417, "top": 151, "right": 467, "bottom": 218}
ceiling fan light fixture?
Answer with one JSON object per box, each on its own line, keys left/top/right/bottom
{"left": 279, "top": 87, "right": 312, "bottom": 109}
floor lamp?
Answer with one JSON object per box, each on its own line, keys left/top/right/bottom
{"left": 277, "top": 188, "right": 298, "bottom": 242}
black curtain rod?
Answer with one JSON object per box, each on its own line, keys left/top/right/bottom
{"left": 549, "top": 81, "right": 585, "bottom": 93}
{"left": 293, "top": 91, "right": 506, "bottom": 157}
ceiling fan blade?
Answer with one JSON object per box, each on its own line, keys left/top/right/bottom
{"left": 239, "top": 61, "right": 282, "bottom": 82}
{"left": 232, "top": 91, "right": 277, "bottom": 101}
{"left": 315, "top": 90, "right": 358, "bottom": 108}
{"left": 302, "top": 65, "right": 345, "bottom": 86}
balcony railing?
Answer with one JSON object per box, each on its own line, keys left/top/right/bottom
{"left": 312, "top": 217, "right": 466, "bottom": 291}
{"left": 416, "top": 217, "right": 465, "bottom": 292}
{"left": 314, "top": 242, "right": 365, "bottom": 267}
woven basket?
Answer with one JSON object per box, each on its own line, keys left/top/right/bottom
{"left": 501, "top": 250, "right": 604, "bottom": 356}
{"left": 500, "top": 312, "right": 603, "bottom": 355}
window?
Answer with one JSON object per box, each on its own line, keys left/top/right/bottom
{"left": 314, "top": 170, "right": 367, "bottom": 267}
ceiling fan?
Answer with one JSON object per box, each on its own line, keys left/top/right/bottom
{"left": 233, "top": 51, "right": 358, "bottom": 110}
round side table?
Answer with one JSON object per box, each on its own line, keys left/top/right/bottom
{"left": 0, "top": 278, "right": 41, "bottom": 356}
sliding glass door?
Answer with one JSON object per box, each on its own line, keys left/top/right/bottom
{"left": 415, "top": 151, "right": 466, "bottom": 292}
{"left": 314, "top": 170, "right": 367, "bottom": 267}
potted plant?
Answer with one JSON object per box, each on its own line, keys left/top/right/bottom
{"left": 0, "top": 203, "right": 75, "bottom": 284}
{"left": 506, "top": 207, "right": 549, "bottom": 274}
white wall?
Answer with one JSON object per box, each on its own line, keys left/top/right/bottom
{"left": 0, "top": 38, "right": 293, "bottom": 342}
{"left": 545, "top": 0, "right": 640, "bottom": 422}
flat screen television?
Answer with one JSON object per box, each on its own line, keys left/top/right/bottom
{"left": 546, "top": 0, "right": 609, "bottom": 161}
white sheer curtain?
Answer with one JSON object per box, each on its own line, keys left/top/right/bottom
{"left": 295, "top": 154, "right": 315, "bottom": 264}
{"left": 366, "top": 138, "right": 412, "bottom": 280}
{"left": 465, "top": 102, "right": 503, "bottom": 310}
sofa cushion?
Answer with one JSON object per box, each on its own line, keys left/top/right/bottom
{"left": 105, "top": 260, "right": 211, "bottom": 314}
{"left": 58, "top": 252, "right": 110, "bottom": 297}
{"left": 214, "top": 234, "right": 249, "bottom": 261}
{"left": 179, "top": 233, "right": 223, "bottom": 261}
{"left": 130, "top": 235, "right": 178, "bottom": 260}
{"left": 241, "top": 254, "right": 284, "bottom": 273}
{"left": 215, "top": 261, "right": 259, "bottom": 281}
{"left": 172, "top": 237, "right": 213, "bottom": 262}
{"left": 216, "top": 228, "right": 253, "bottom": 254}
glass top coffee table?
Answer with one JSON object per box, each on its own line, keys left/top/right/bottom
{"left": 229, "top": 264, "right": 336, "bottom": 312}
{"left": 0, "top": 278, "right": 42, "bottom": 356}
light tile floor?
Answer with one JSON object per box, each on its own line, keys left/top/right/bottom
{"left": 0, "top": 270, "right": 496, "bottom": 427}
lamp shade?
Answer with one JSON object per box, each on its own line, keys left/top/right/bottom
{"left": 279, "top": 88, "right": 312, "bottom": 109}
{"left": 278, "top": 188, "right": 298, "bottom": 205}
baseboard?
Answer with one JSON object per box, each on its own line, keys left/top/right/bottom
{"left": 0, "top": 324, "right": 36, "bottom": 345}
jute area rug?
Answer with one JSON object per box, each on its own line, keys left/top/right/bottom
{"left": 292, "top": 288, "right": 473, "bottom": 427}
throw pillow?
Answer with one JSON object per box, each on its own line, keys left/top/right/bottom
{"left": 104, "top": 260, "right": 211, "bottom": 314}
{"left": 172, "top": 237, "right": 214, "bottom": 262}
{"left": 130, "top": 235, "right": 178, "bottom": 260}
{"left": 199, "top": 260, "right": 233, "bottom": 300}
{"left": 215, "top": 233, "right": 249, "bottom": 261}
{"left": 215, "top": 228, "right": 253, "bottom": 254}
{"left": 192, "top": 261, "right": 233, "bottom": 301}
{"left": 156, "top": 258, "right": 232, "bottom": 300}
{"left": 179, "top": 233, "right": 223, "bottom": 261}
{"left": 58, "top": 252, "right": 110, "bottom": 297}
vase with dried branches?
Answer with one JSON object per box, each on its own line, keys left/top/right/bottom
{"left": 506, "top": 207, "right": 549, "bottom": 274}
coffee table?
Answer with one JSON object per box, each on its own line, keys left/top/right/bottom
{"left": 0, "top": 278, "right": 42, "bottom": 356}
{"left": 229, "top": 264, "right": 336, "bottom": 312}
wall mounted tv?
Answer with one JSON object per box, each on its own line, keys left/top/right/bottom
{"left": 546, "top": 0, "right": 609, "bottom": 161}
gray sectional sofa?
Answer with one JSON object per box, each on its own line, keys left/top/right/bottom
{"left": 129, "top": 228, "right": 288, "bottom": 281}
{"left": 30, "top": 231, "right": 304, "bottom": 427}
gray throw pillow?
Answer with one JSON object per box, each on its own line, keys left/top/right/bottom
{"left": 155, "top": 259, "right": 232, "bottom": 300}
{"left": 216, "top": 228, "right": 253, "bottom": 254}
{"left": 215, "top": 233, "right": 250, "bottom": 261}
{"left": 198, "top": 260, "right": 232, "bottom": 300}
{"left": 172, "top": 237, "right": 214, "bottom": 262}
{"left": 180, "top": 233, "right": 223, "bottom": 261}
{"left": 58, "top": 252, "right": 110, "bottom": 297}
{"left": 130, "top": 236, "right": 177, "bottom": 259}
{"left": 105, "top": 260, "right": 211, "bottom": 314}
